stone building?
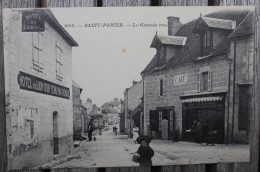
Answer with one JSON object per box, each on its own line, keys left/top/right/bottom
{"left": 4, "top": 9, "right": 78, "bottom": 169}
{"left": 72, "top": 80, "right": 84, "bottom": 140}
{"left": 141, "top": 9, "right": 254, "bottom": 143}
{"left": 123, "top": 80, "right": 144, "bottom": 136}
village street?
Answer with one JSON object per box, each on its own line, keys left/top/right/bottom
{"left": 39, "top": 125, "right": 250, "bottom": 169}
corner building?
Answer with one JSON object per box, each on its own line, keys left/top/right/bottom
{"left": 4, "top": 9, "right": 78, "bottom": 169}
{"left": 141, "top": 9, "right": 254, "bottom": 143}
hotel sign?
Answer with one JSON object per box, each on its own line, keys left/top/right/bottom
{"left": 22, "top": 10, "right": 45, "bottom": 32}
{"left": 18, "top": 71, "right": 70, "bottom": 99}
{"left": 174, "top": 74, "right": 187, "bottom": 85}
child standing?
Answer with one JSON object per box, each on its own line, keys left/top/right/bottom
{"left": 136, "top": 136, "right": 154, "bottom": 167}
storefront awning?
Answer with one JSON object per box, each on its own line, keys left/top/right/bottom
{"left": 127, "top": 103, "right": 143, "bottom": 119}
{"left": 180, "top": 96, "right": 223, "bottom": 103}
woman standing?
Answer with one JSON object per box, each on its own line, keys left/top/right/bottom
{"left": 132, "top": 125, "right": 139, "bottom": 144}
{"left": 136, "top": 136, "right": 154, "bottom": 167}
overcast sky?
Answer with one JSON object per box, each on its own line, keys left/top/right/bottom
{"left": 51, "top": 6, "right": 252, "bottom": 107}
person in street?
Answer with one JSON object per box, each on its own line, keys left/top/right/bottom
{"left": 196, "top": 120, "right": 203, "bottom": 143}
{"left": 136, "top": 135, "right": 154, "bottom": 167}
{"left": 132, "top": 125, "right": 139, "bottom": 144}
{"left": 114, "top": 126, "right": 118, "bottom": 135}
{"left": 88, "top": 124, "right": 94, "bottom": 141}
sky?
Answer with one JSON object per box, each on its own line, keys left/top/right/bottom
{"left": 51, "top": 6, "right": 252, "bottom": 107}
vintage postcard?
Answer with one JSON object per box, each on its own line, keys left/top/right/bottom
{"left": 3, "top": 6, "right": 254, "bottom": 170}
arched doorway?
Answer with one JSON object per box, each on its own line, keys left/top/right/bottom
{"left": 53, "top": 111, "right": 59, "bottom": 155}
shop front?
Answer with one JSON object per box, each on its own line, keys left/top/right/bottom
{"left": 149, "top": 106, "right": 175, "bottom": 140}
{"left": 181, "top": 94, "right": 225, "bottom": 144}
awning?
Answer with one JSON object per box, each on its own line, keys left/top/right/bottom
{"left": 180, "top": 96, "right": 223, "bottom": 103}
{"left": 127, "top": 103, "right": 143, "bottom": 119}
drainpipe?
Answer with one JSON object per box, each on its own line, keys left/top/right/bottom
{"left": 231, "top": 41, "right": 237, "bottom": 143}
{"left": 227, "top": 60, "right": 231, "bottom": 143}
{"left": 142, "top": 74, "right": 145, "bottom": 135}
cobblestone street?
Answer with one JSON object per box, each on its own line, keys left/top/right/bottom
{"left": 39, "top": 126, "right": 250, "bottom": 169}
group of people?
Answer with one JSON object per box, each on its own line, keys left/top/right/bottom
{"left": 186, "top": 120, "right": 218, "bottom": 144}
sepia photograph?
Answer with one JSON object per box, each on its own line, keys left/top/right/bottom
{"left": 3, "top": 6, "right": 254, "bottom": 170}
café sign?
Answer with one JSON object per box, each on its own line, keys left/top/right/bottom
{"left": 174, "top": 74, "right": 187, "bottom": 85}
{"left": 18, "top": 71, "right": 70, "bottom": 99}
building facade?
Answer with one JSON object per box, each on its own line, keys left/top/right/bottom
{"left": 141, "top": 9, "right": 254, "bottom": 143}
{"left": 72, "top": 80, "right": 84, "bottom": 140}
{"left": 123, "top": 80, "right": 144, "bottom": 136}
{"left": 4, "top": 9, "right": 78, "bottom": 169}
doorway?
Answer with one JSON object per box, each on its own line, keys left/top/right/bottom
{"left": 53, "top": 111, "right": 59, "bottom": 155}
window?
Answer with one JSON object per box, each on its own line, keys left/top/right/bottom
{"left": 32, "top": 32, "right": 44, "bottom": 72}
{"left": 196, "top": 70, "right": 212, "bottom": 92}
{"left": 157, "top": 46, "right": 166, "bottom": 67}
{"left": 201, "top": 30, "right": 212, "bottom": 56}
{"left": 201, "top": 72, "right": 208, "bottom": 91}
{"left": 30, "top": 120, "right": 34, "bottom": 138}
{"left": 56, "top": 43, "right": 63, "bottom": 81}
{"left": 248, "top": 51, "right": 254, "bottom": 79}
{"left": 159, "top": 79, "right": 166, "bottom": 96}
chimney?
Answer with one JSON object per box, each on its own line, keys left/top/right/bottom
{"left": 90, "top": 99, "right": 92, "bottom": 104}
{"left": 167, "top": 16, "right": 182, "bottom": 36}
{"left": 133, "top": 80, "right": 137, "bottom": 86}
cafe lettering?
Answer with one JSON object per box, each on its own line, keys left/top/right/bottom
{"left": 18, "top": 71, "right": 70, "bottom": 99}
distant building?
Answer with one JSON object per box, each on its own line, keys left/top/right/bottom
{"left": 123, "top": 80, "right": 144, "bottom": 136}
{"left": 141, "top": 9, "right": 254, "bottom": 143}
{"left": 4, "top": 9, "right": 78, "bottom": 169}
{"left": 83, "top": 98, "right": 93, "bottom": 114}
{"left": 72, "top": 80, "right": 84, "bottom": 140}
{"left": 101, "top": 98, "right": 121, "bottom": 125}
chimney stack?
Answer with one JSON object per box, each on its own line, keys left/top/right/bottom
{"left": 167, "top": 16, "right": 182, "bottom": 36}
{"left": 133, "top": 80, "right": 137, "bottom": 86}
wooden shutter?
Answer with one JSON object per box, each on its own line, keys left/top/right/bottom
{"left": 208, "top": 71, "right": 212, "bottom": 91}
{"left": 39, "top": 33, "right": 44, "bottom": 72}
{"left": 196, "top": 73, "right": 200, "bottom": 92}
{"left": 163, "top": 79, "right": 166, "bottom": 95}
{"left": 159, "top": 111, "right": 162, "bottom": 131}
{"left": 169, "top": 110, "right": 174, "bottom": 132}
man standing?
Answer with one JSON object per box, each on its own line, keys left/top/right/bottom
{"left": 88, "top": 124, "right": 94, "bottom": 141}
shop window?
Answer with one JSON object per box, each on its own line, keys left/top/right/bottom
{"left": 196, "top": 70, "right": 212, "bottom": 92}
{"left": 56, "top": 43, "right": 63, "bottom": 81}
{"left": 238, "top": 86, "right": 251, "bottom": 131}
{"left": 32, "top": 32, "right": 44, "bottom": 72}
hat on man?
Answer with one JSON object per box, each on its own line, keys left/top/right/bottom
{"left": 136, "top": 135, "right": 152, "bottom": 144}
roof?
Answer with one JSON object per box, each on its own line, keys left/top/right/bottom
{"left": 201, "top": 17, "right": 236, "bottom": 30}
{"left": 102, "top": 106, "right": 120, "bottom": 114}
{"left": 72, "top": 80, "right": 83, "bottom": 92}
{"left": 45, "top": 9, "right": 78, "bottom": 46}
{"left": 151, "top": 34, "right": 187, "bottom": 47}
{"left": 101, "top": 99, "right": 121, "bottom": 108}
{"left": 142, "top": 9, "right": 252, "bottom": 75}
{"left": 228, "top": 11, "right": 254, "bottom": 38}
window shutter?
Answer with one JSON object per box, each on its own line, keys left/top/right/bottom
{"left": 163, "top": 79, "right": 166, "bottom": 95}
{"left": 196, "top": 73, "right": 200, "bottom": 92}
{"left": 39, "top": 33, "right": 44, "bottom": 71}
{"left": 159, "top": 111, "right": 162, "bottom": 131}
{"left": 158, "top": 79, "right": 160, "bottom": 97}
{"left": 170, "top": 110, "right": 173, "bottom": 132}
{"left": 208, "top": 71, "right": 212, "bottom": 91}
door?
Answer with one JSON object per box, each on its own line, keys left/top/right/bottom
{"left": 53, "top": 111, "right": 59, "bottom": 155}
{"left": 161, "top": 119, "right": 168, "bottom": 140}
{"left": 150, "top": 110, "right": 159, "bottom": 139}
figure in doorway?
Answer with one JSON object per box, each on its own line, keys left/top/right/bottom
{"left": 133, "top": 125, "right": 139, "bottom": 144}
